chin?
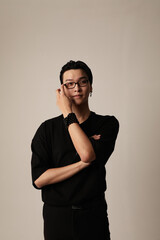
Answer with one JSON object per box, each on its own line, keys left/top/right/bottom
{"left": 73, "top": 98, "right": 88, "bottom": 106}
{"left": 73, "top": 100, "right": 82, "bottom": 105}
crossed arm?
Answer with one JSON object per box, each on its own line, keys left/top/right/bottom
{"left": 34, "top": 84, "right": 99, "bottom": 189}
{"left": 34, "top": 132, "right": 99, "bottom": 189}
{"left": 34, "top": 158, "right": 89, "bottom": 189}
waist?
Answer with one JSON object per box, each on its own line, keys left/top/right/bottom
{"left": 44, "top": 194, "right": 106, "bottom": 210}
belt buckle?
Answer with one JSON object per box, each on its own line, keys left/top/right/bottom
{"left": 72, "top": 205, "right": 83, "bottom": 210}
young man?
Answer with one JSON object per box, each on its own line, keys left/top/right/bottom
{"left": 31, "top": 60, "right": 119, "bottom": 240}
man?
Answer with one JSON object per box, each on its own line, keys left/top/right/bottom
{"left": 31, "top": 60, "right": 119, "bottom": 240}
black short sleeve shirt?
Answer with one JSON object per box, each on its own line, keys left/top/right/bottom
{"left": 31, "top": 111, "right": 119, "bottom": 206}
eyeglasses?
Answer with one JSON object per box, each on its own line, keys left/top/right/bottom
{"left": 64, "top": 79, "right": 89, "bottom": 89}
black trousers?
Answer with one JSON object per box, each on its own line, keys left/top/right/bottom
{"left": 43, "top": 198, "right": 111, "bottom": 240}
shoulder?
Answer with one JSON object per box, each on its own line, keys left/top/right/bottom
{"left": 90, "top": 112, "right": 119, "bottom": 137}
{"left": 32, "top": 114, "right": 63, "bottom": 140}
{"left": 43, "top": 114, "right": 63, "bottom": 127}
{"left": 91, "top": 112, "right": 119, "bottom": 138}
{"left": 91, "top": 111, "right": 119, "bottom": 128}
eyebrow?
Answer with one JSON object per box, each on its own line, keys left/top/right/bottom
{"left": 65, "top": 76, "right": 87, "bottom": 82}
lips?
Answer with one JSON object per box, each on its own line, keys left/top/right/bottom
{"left": 73, "top": 95, "right": 82, "bottom": 98}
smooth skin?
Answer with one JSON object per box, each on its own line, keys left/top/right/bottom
{"left": 34, "top": 69, "right": 101, "bottom": 188}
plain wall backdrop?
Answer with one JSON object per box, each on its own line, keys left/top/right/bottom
{"left": 0, "top": 0, "right": 160, "bottom": 239}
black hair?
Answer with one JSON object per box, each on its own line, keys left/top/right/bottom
{"left": 59, "top": 60, "right": 93, "bottom": 85}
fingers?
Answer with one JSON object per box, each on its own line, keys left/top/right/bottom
{"left": 95, "top": 134, "right": 101, "bottom": 139}
{"left": 56, "top": 90, "right": 60, "bottom": 102}
{"left": 56, "top": 84, "right": 65, "bottom": 96}
{"left": 60, "top": 84, "right": 65, "bottom": 95}
{"left": 91, "top": 134, "right": 101, "bottom": 140}
{"left": 56, "top": 88, "right": 61, "bottom": 94}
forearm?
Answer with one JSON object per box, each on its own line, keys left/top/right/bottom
{"left": 68, "top": 122, "right": 96, "bottom": 163}
{"left": 56, "top": 85, "right": 96, "bottom": 163}
{"left": 34, "top": 160, "right": 90, "bottom": 188}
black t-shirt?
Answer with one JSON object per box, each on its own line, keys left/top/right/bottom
{"left": 31, "top": 111, "right": 119, "bottom": 206}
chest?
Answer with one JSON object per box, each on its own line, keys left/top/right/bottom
{"left": 48, "top": 124, "right": 77, "bottom": 167}
{"left": 48, "top": 121, "right": 98, "bottom": 167}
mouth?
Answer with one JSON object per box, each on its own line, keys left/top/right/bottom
{"left": 73, "top": 95, "right": 82, "bottom": 98}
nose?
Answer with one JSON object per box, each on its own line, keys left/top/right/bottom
{"left": 74, "top": 83, "right": 81, "bottom": 91}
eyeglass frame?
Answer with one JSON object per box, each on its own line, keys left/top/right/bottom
{"left": 64, "top": 79, "right": 89, "bottom": 89}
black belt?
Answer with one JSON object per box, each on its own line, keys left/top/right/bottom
{"left": 71, "top": 195, "right": 106, "bottom": 210}
{"left": 44, "top": 194, "right": 106, "bottom": 210}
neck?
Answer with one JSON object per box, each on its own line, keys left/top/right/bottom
{"left": 72, "top": 102, "right": 91, "bottom": 124}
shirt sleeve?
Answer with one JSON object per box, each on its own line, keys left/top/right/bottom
{"left": 31, "top": 122, "right": 51, "bottom": 189}
{"left": 90, "top": 116, "right": 119, "bottom": 165}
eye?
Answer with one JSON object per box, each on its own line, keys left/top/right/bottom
{"left": 66, "top": 82, "right": 74, "bottom": 88}
{"left": 79, "top": 79, "right": 88, "bottom": 85}
{"left": 81, "top": 79, "right": 87, "bottom": 84}
{"left": 68, "top": 82, "right": 74, "bottom": 86}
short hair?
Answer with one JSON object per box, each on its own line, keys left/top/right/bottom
{"left": 60, "top": 60, "right": 93, "bottom": 85}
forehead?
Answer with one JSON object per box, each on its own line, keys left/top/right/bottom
{"left": 63, "top": 69, "right": 87, "bottom": 82}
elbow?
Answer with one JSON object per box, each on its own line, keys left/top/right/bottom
{"left": 81, "top": 151, "right": 96, "bottom": 163}
{"left": 34, "top": 178, "right": 43, "bottom": 189}
{"left": 33, "top": 169, "right": 49, "bottom": 189}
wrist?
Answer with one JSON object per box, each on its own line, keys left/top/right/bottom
{"left": 63, "top": 112, "right": 79, "bottom": 129}
{"left": 63, "top": 109, "right": 72, "bottom": 118}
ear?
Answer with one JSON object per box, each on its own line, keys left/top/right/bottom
{"left": 90, "top": 84, "right": 93, "bottom": 93}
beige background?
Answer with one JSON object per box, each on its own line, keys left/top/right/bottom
{"left": 1, "top": 0, "right": 160, "bottom": 239}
